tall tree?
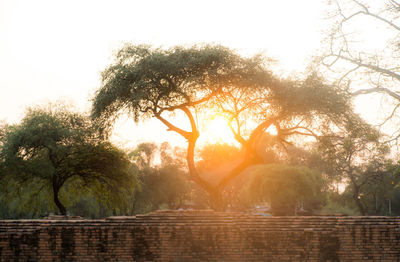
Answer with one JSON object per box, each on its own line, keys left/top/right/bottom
{"left": 316, "top": 114, "right": 389, "bottom": 215}
{"left": 92, "top": 44, "right": 352, "bottom": 209}
{"left": 0, "top": 105, "right": 136, "bottom": 215}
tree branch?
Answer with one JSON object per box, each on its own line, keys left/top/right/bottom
{"left": 158, "top": 92, "right": 216, "bottom": 113}
{"left": 377, "top": 103, "right": 400, "bottom": 127}
{"left": 216, "top": 116, "right": 277, "bottom": 191}
{"left": 334, "top": 54, "right": 400, "bottom": 81}
{"left": 228, "top": 118, "right": 248, "bottom": 145}
{"left": 157, "top": 105, "right": 214, "bottom": 195}
{"left": 352, "top": 87, "right": 400, "bottom": 101}
{"left": 340, "top": 0, "right": 400, "bottom": 31}
{"left": 154, "top": 113, "right": 191, "bottom": 140}
{"left": 180, "top": 107, "right": 199, "bottom": 139}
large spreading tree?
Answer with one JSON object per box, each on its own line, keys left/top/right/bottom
{"left": 92, "top": 44, "right": 353, "bottom": 209}
{"left": 0, "top": 105, "right": 136, "bottom": 215}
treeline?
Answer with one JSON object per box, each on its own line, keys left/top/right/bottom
{"left": 0, "top": 105, "right": 399, "bottom": 218}
{"left": 1, "top": 40, "right": 400, "bottom": 218}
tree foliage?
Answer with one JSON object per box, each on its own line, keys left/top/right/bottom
{"left": 0, "top": 105, "right": 136, "bottom": 215}
{"left": 322, "top": 158, "right": 400, "bottom": 216}
{"left": 315, "top": 113, "right": 391, "bottom": 214}
{"left": 92, "top": 44, "right": 354, "bottom": 210}
{"left": 354, "top": 159, "right": 400, "bottom": 215}
{"left": 129, "top": 142, "right": 191, "bottom": 213}
{"left": 241, "top": 164, "right": 326, "bottom": 215}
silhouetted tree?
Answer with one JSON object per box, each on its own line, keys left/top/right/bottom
{"left": 92, "top": 44, "right": 353, "bottom": 210}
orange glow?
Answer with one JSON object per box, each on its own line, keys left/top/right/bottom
{"left": 198, "top": 114, "right": 237, "bottom": 145}
{"left": 266, "top": 125, "right": 278, "bottom": 136}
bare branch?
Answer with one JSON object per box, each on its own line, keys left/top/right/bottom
{"left": 337, "top": 65, "right": 361, "bottom": 85}
{"left": 228, "top": 118, "right": 247, "bottom": 145}
{"left": 339, "top": 0, "right": 400, "bottom": 31}
{"left": 376, "top": 102, "right": 400, "bottom": 126}
{"left": 335, "top": 54, "right": 400, "bottom": 81}
{"left": 352, "top": 87, "right": 400, "bottom": 101}
{"left": 389, "top": 0, "right": 400, "bottom": 10}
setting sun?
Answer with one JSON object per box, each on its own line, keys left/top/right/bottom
{"left": 2, "top": 1, "right": 400, "bottom": 260}
{"left": 199, "top": 115, "right": 237, "bottom": 145}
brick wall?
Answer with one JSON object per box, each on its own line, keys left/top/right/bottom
{"left": 0, "top": 210, "right": 399, "bottom": 261}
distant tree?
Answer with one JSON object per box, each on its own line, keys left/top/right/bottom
{"left": 316, "top": 114, "right": 390, "bottom": 215}
{"left": 241, "top": 164, "right": 326, "bottom": 215}
{"left": 340, "top": 159, "right": 400, "bottom": 215}
{"left": 0, "top": 105, "right": 136, "bottom": 215}
{"left": 134, "top": 166, "right": 190, "bottom": 211}
{"left": 129, "top": 142, "right": 158, "bottom": 169}
{"left": 129, "top": 142, "right": 190, "bottom": 213}
{"left": 0, "top": 122, "right": 6, "bottom": 178}
{"left": 92, "top": 44, "right": 353, "bottom": 210}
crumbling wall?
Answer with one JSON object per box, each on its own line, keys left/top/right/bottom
{"left": 0, "top": 211, "right": 399, "bottom": 261}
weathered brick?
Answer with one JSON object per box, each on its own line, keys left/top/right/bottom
{"left": 0, "top": 211, "right": 399, "bottom": 261}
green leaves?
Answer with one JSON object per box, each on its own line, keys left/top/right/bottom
{"left": 0, "top": 105, "right": 137, "bottom": 216}
{"left": 128, "top": 142, "right": 190, "bottom": 213}
{"left": 242, "top": 164, "right": 325, "bottom": 214}
{"left": 91, "top": 43, "right": 357, "bottom": 210}
{"left": 91, "top": 44, "right": 268, "bottom": 134}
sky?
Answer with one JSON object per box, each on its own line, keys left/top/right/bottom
{"left": 0, "top": 0, "right": 329, "bottom": 148}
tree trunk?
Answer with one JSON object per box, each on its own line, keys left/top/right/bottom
{"left": 52, "top": 180, "right": 66, "bottom": 216}
{"left": 348, "top": 174, "right": 366, "bottom": 215}
{"left": 209, "top": 190, "right": 225, "bottom": 211}
{"left": 353, "top": 192, "right": 365, "bottom": 215}
{"left": 185, "top": 129, "right": 224, "bottom": 210}
{"left": 158, "top": 108, "right": 271, "bottom": 212}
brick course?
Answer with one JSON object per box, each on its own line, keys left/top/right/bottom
{"left": 0, "top": 210, "right": 399, "bottom": 261}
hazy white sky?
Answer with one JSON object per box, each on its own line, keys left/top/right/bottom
{"left": 0, "top": 0, "right": 328, "bottom": 147}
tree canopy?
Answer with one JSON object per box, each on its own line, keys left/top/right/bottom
{"left": 0, "top": 105, "right": 136, "bottom": 215}
{"left": 316, "top": 114, "right": 392, "bottom": 214}
{"left": 92, "top": 44, "right": 355, "bottom": 209}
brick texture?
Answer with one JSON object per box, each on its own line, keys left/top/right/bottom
{"left": 0, "top": 210, "right": 399, "bottom": 261}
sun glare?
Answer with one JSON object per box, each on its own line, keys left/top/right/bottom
{"left": 198, "top": 115, "right": 237, "bottom": 145}
{"left": 266, "top": 125, "right": 278, "bottom": 136}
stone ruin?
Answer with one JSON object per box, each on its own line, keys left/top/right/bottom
{"left": 1, "top": 210, "right": 400, "bottom": 261}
